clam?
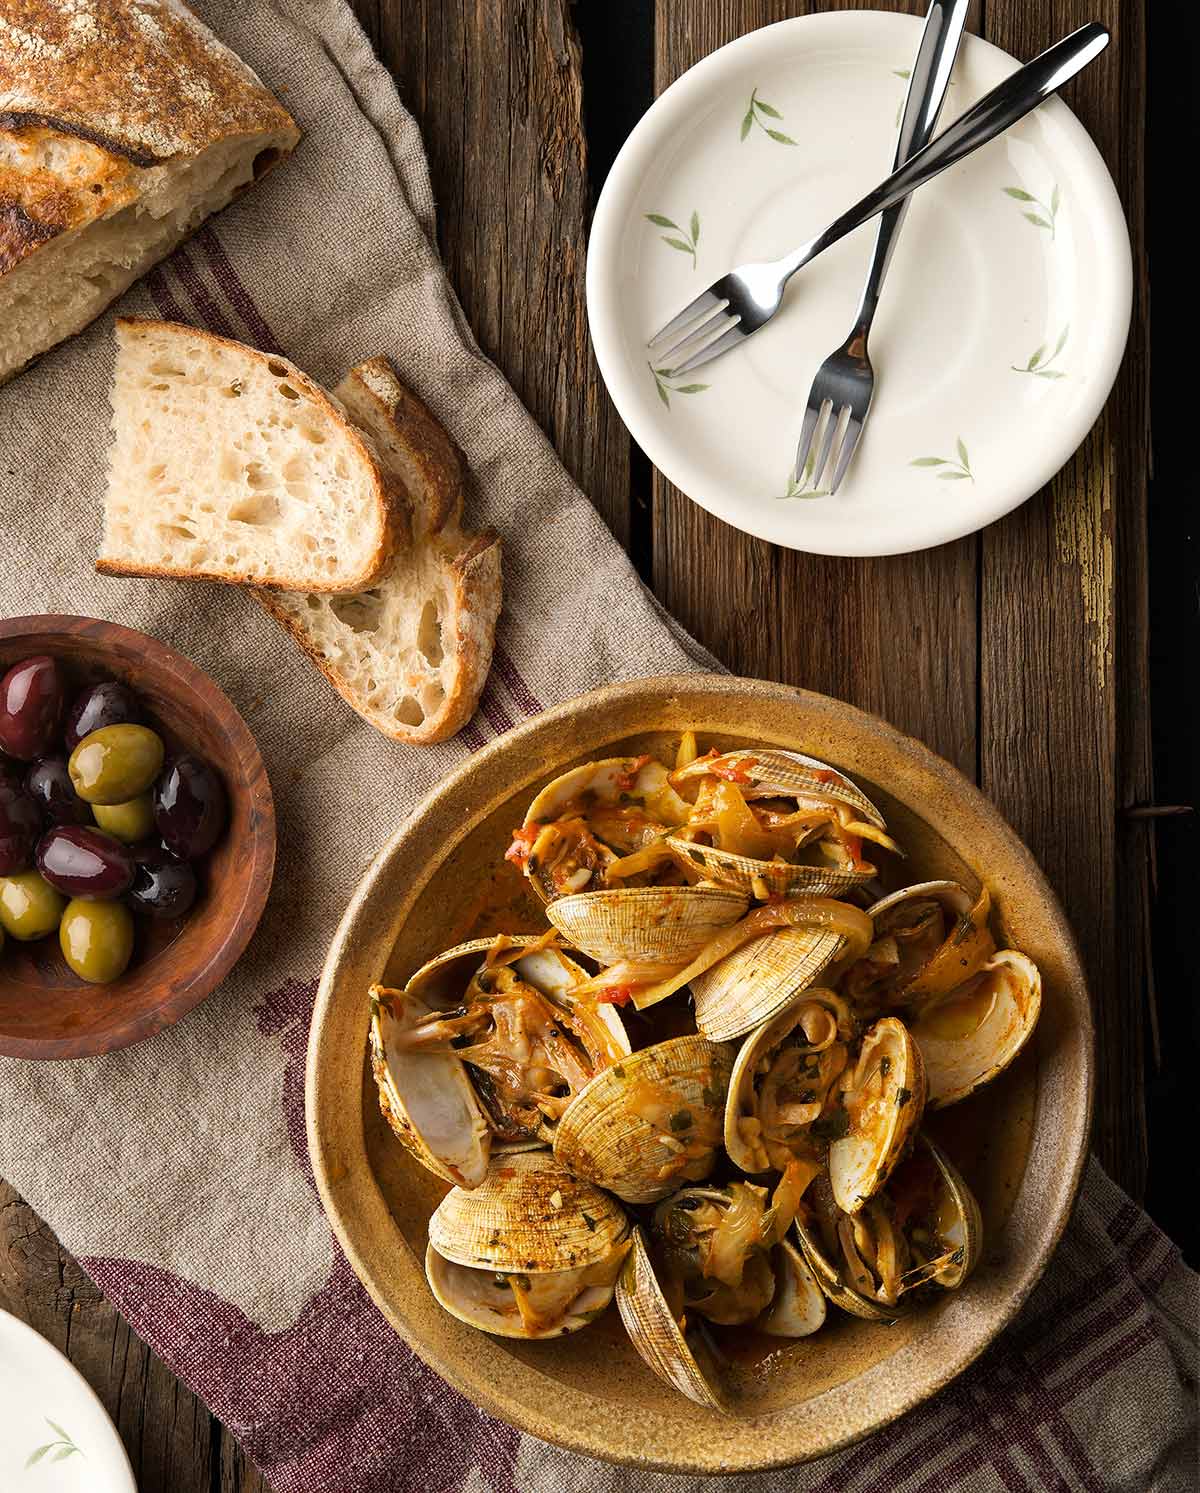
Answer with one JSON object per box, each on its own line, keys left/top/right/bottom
{"left": 616, "top": 1225, "right": 727, "bottom": 1411}
{"left": 426, "top": 1150, "right": 631, "bottom": 1338}
{"left": 724, "top": 990, "right": 853, "bottom": 1177}
{"left": 795, "top": 1134, "right": 981, "bottom": 1320}
{"left": 553, "top": 1035, "right": 734, "bottom": 1204}
{"left": 828, "top": 1015, "right": 925, "bottom": 1214}
{"left": 666, "top": 747, "right": 899, "bottom": 901}
{"left": 546, "top": 883, "right": 748, "bottom": 968}
{"left": 652, "top": 1183, "right": 780, "bottom": 1326}
{"left": 507, "top": 755, "right": 692, "bottom": 902}
{"left": 759, "top": 1240, "right": 827, "bottom": 1338}
{"left": 842, "top": 881, "right": 995, "bottom": 1014}
{"left": 370, "top": 935, "right": 629, "bottom": 1178}
{"left": 692, "top": 920, "right": 855, "bottom": 1043}
{"left": 909, "top": 949, "right": 1042, "bottom": 1108}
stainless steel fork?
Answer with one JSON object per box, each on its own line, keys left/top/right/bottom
{"left": 795, "top": 0, "right": 970, "bottom": 496}
{"left": 646, "top": 21, "right": 1109, "bottom": 378}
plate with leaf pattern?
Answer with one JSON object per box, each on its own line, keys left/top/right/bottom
{"left": 0, "top": 1309, "right": 135, "bottom": 1491}
{"left": 586, "top": 11, "right": 1131, "bottom": 556}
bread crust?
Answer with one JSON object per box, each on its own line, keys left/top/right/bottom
{"left": 256, "top": 358, "right": 504, "bottom": 746}
{"left": 1, "top": 0, "right": 298, "bottom": 286}
{"left": 98, "top": 319, "right": 400, "bottom": 595}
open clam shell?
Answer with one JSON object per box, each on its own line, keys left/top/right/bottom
{"left": 546, "top": 884, "right": 748, "bottom": 967}
{"left": 616, "top": 1225, "right": 727, "bottom": 1412}
{"left": 371, "top": 936, "right": 630, "bottom": 1177}
{"left": 369, "top": 986, "right": 491, "bottom": 1189}
{"left": 758, "top": 1239, "right": 827, "bottom": 1338}
{"left": 724, "top": 990, "right": 852, "bottom": 1175}
{"left": 673, "top": 748, "right": 887, "bottom": 830}
{"left": 829, "top": 1016, "right": 926, "bottom": 1214}
{"left": 516, "top": 756, "right": 692, "bottom": 902}
{"left": 848, "top": 880, "right": 996, "bottom": 1012}
{"left": 426, "top": 1151, "right": 631, "bottom": 1339}
{"left": 666, "top": 838, "right": 876, "bottom": 900}
{"left": 888, "top": 1134, "right": 983, "bottom": 1291}
{"left": 910, "top": 949, "right": 1042, "bottom": 1108}
{"left": 553, "top": 1034, "right": 734, "bottom": 1204}
{"left": 692, "top": 924, "right": 848, "bottom": 1042}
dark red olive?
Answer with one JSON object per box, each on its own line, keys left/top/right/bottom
{"left": 36, "top": 825, "right": 133, "bottom": 899}
{"left": 26, "top": 756, "right": 93, "bottom": 826}
{"left": 129, "top": 853, "right": 197, "bottom": 919}
{"left": 154, "top": 756, "right": 227, "bottom": 860}
{"left": 0, "top": 779, "right": 41, "bottom": 875}
{"left": 64, "top": 680, "right": 143, "bottom": 753}
{"left": 0, "top": 655, "right": 66, "bottom": 760}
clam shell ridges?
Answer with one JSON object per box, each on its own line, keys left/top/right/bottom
{"left": 691, "top": 925, "right": 845, "bottom": 1042}
{"left": 741, "top": 749, "right": 887, "bottom": 829}
{"left": 546, "top": 885, "right": 747, "bottom": 966}
{"left": 429, "top": 1151, "right": 628, "bottom": 1272}
{"left": 667, "top": 838, "right": 873, "bottom": 898}
{"left": 616, "top": 1228, "right": 724, "bottom": 1411}
{"left": 554, "top": 1036, "right": 734, "bottom": 1204}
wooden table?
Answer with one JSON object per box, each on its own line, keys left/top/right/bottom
{"left": 1, "top": 3, "right": 1173, "bottom": 1489}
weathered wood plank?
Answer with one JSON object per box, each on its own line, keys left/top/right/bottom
{"left": 363, "top": 0, "right": 633, "bottom": 547}
{"left": 978, "top": 0, "right": 1150, "bottom": 1194}
{"left": 651, "top": 0, "right": 979, "bottom": 780}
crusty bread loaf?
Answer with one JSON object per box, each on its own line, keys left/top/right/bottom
{"left": 0, "top": 0, "right": 299, "bottom": 385}
{"left": 258, "top": 358, "right": 503, "bottom": 745}
{"left": 98, "top": 319, "right": 399, "bottom": 593}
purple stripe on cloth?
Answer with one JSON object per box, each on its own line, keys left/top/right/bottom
{"left": 477, "top": 680, "right": 516, "bottom": 736}
{"left": 1106, "top": 1201, "right": 1142, "bottom": 1245}
{"left": 144, "top": 266, "right": 190, "bottom": 324}
{"left": 458, "top": 719, "right": 488, "bottom": 752}
{"left": 491, "top": 644, "right": 543, "bottom": 716}
{"left": 195, "top": 224, "right": 288, "bottom": 354}
{"left": 168, "top": 245, "right": 240, "bottom": 339}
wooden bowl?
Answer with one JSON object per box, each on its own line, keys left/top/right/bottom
{"left": 307, "top": 676, "right": 1092, "bottom": 1472}
{"left": 0, "top": 615, "right": 275, "bottom": 1060}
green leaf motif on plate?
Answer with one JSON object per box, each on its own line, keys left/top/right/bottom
{"left": 645, "top": 209, "right": 700, "bottom": 268}
{"left": 1004, "top": 183, "right": 1061, "bottom": 239}
{"left": 25, "top": 1418, "right": 85, "bottom": 1471}
{"left": 649, "top": 362, "right": 710, "bottom": 410}
{"left": 1013, "top": 324, "right": 1069, "bottom": 378}
{"left": 740, "top": 86, "right": 796, "bottom": 145}
{"left": 911, "top": 439, "right": 974, "bottom": 485}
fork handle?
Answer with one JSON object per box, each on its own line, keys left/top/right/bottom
{"left": 778, "top": 21, "right": 1109, "bottom": 282}
{"left": 851, "top": 0, "right": 971, "bottom": 333}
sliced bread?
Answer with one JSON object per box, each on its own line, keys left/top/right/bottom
{"left": 98, "top": 319, "right": 399, "bottom": 593}
{"left": 0, "top": 0, "right": 299, "bottom": 385}
{"left": 258, "top": 358, "right": 502, "bottom": 745}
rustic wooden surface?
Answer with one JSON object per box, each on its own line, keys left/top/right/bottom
{"left": 0, "top": 2, "right": 1164, "bottom": 1489}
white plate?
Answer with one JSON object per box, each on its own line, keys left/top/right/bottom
{"left": 586, "top": 11, "right": 1132, "bottom": 556}
{"left": 0, "top": 1309, "right": 136, "bottom": 1491}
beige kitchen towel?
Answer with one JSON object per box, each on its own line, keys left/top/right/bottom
{"left": 0, "top": 3, "right": 1194, "bottom": 1490}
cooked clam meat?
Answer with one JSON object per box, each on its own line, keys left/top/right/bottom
{"left": 843, "top": 881, "right": 995, "bottom": 1014}
{"left": 828, "top": 1016, "right": 926, "bottom": 1214}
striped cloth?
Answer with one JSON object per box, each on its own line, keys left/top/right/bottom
{"left": 0, "top": 3, "right": 1194, "bottom": 1490}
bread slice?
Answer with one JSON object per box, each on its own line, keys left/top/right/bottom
{"left": 258, "top": 358, "right": 502, "bottom": 745}
{"left": 0, "top": 0, "right": 299, "bottom": 385}
{"left": 97, "top": 319, "right": 399, "bottom": 593}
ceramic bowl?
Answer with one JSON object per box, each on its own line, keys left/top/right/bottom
{"left": 0, "top": 615, "right": 275, "bottom": 1060}
{"left": 307, "top": 675, "right": 1092, "bottom": 1471}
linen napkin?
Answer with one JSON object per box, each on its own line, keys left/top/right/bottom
{"left": 0, "top": 3, "right": 1194, "bottom": 1490}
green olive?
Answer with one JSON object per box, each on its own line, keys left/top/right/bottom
{"left": 59, "top": 898, "right": 134, "bottom": 983}
{"left": 0, "top": 871, "right": 67, "bottom": 941}
{"left": 68, "top": 724, "right": 165, "bottom": 805}
{"left": 92, "top": 793, "right": 155, "bottom": 843}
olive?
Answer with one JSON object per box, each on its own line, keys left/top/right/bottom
{"left": 0, "top": 871, "right": 66, "bottom": 941}
{"left": 26, "top": 756, "right": 93, "bottom": 826}
{"left": 36, "top": 825, "right": 133, "bottom": 899}
{"left": 128, "top": 852, "right": 197, "bottom": 919}
{"left": 92, "top": 794, "right": 154, "bottom": 844}
{"left": 0, "top": 656, "right": 66, "bottom": 760}
{"left": 0, "top": 780, "right": 41, "bottom": 875}
{"left": 64, "top": 680, "right": 144, "bottom": 753}
{"left": 154, "top": 755, "right": 226, "bottom": 860}
{"left": 69, "top": 724, "right": 165, "bottom": 805}
{"left": 59, "top": 898, "right": 134, "bottom": 984}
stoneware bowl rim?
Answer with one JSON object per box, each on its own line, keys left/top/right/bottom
{"left": 306, "top": 673, "right": 1094, "bottom": 1472}
{"left": 0, "top": 613, "right": 276, "bottom": 1061}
